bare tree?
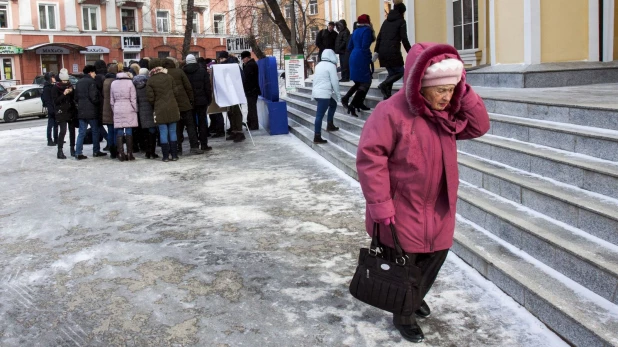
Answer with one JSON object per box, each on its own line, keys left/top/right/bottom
{"left": 181, "top": 0, "right": 195, "bottom": 58}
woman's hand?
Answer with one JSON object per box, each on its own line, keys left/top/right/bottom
{"left": 375, "top": 216, "right": 395, "bottom": 226}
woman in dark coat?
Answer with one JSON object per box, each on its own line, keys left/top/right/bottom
{"left": 133, "top": 68, "right": 158, "bottom": 159}
{"left": 342, "top": 14, "right": 375, "bottom": 117}
{"left": 146, "top": 59, "right": 181, "bottom": 162}
{"left": 51, "top": 71, "right": 76, "bottom": 159}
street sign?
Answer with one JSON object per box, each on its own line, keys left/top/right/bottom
{"left": 122, "top": 36, "right": 142, "bottom": 51}
{"left": 226, "top": 37, "right": 252, "bottom": 53}
{"left": 284, "top": 55, "right": 305, "bottom": 90}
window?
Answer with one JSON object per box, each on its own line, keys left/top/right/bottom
{"left": 85, "top": 54, "right": 102, "bottom": 67}
{"left": 123, "top": 52, "right": 139, "bottom": 67}
{"left": 2, "top": 58, "right": 12, "bottom": 80}
{"left": 0, "top": 4, "right": 8, "bottom": 29}
{"left": 189, "top": 51, "right": 200, "bottom": 57}
{"left": 39, "top": 4, "right": 57, "bottom": 30}
{"left": 121, "top": 8, "right": 136, "bottom": 32}
{"left": 158, "top": 51, "right": 170, "bottom": 59}
{"left": 22, "top": 89, "right": 41, "bottom": 101}
{"left": 452, "top": 0, "right": 478, "bottom": 50}
{"left": 82, "top": 6, "right": 98, "bottom": 31}
{"left": 157, "top": 11, "right": 170, "bottom": 33}
{"left": 310, "top": 26, "right": 319, "bottom": 42}
{"left": 309, "top": 0, "right": 318, "bottom": 15}
{"left": 213, "top": 14, "right": 224, "bottom": 34}
{"left": 192, "top": 13, "right": 199, "bottom": 33}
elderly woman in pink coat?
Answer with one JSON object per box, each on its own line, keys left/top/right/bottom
{"left": 356, "top": 43, "right": 490, "bottom": 343}
{"left": 110, "top": 72, "right": 138, "bottom": 161}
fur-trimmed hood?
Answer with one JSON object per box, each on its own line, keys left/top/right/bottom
{"left": 150, "top": 67, "right": 168, "bottom": 76}
{"left": 404, "top": 42, "right": 469, "bottom": 135}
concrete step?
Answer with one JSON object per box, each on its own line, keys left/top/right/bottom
{"left": 457, "top": 183, "right": 618, "bottom": 304}
{"left": 489, "top": 113, "right": 618, "bottom": 162}
{"left": 281, "top": 95, "right": 365, "bottom": 136}
{"left": 287, "top": 119, "right": 358, "bottom": 181}
{"left": 459, "top": 135, "right": 618, "bottom": 199}
{"left": 286, "top": 101, "right": 618, "bottom": 346}
{"left": 286, "top": 106, "right": 359, "bottom": 156}
{"left": 287, "top": 90, "right": 376, "bottom": 121}
{"left": 454, "top": 218, "right": 618, "bottom": 346}
{"left": 458, "top": 152, "right": 618, "bottom": 246}
{"left": 304, "top": 81, "right": 400, "bottom": 100}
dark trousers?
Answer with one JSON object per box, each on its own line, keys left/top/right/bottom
{"left": 209, "top": 113, "right": 225, "bottom": 134}
{"left": 246, "top": 95, "right": 259, "bottom": 130}
{"left": 387, "top": 248, "right": 449, "bottom": 325}
{"left": 176, "top": 109, "right": 200, "bottom": 149}
{"left": 195, "top": 105, "right": 208, "bottom": 147}
{"left": 227, "top": 105, "right": 243, "bottom": 133}
{"left": 339, "top": 52, "right": 350, "bottom": 80}
{"left": 57, "top": 121, "right": 75, "bottom": 148}
{"left": 47, "top": 112, "right": 58, "bottom": 142}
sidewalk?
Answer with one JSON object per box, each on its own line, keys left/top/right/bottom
{"left": 0, "top": 125, "right": 566, "bottom": 346}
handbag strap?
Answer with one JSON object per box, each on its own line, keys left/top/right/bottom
{"left": 371, "top": 222, "right": 409, "bottom": 265}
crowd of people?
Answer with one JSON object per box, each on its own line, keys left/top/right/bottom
{"left": 312, "top": 0, "right": 411, "bottom": 143}
{"left": 42, "top": 50, "right": 261, "bottom": 162}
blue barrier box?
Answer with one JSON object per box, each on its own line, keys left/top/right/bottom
{"left": 257, "top": 97, "right": 288, "bottom": 135}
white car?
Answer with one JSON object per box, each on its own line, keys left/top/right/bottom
{"left": 0, "top": 85, "right": 46, "bottom": 122}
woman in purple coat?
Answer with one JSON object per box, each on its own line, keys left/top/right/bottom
{"left": 110, "top": 72, "right": 138, "bottom": 161}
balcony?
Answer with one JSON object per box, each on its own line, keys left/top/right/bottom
{"left": 182, "top": 0, "right": 208, "bottom": 13}
{"left": 113, "top": 0, "right": 145, "bottom": 8}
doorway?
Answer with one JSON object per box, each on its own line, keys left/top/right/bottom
{"left": 41, "top": 54, "right": 59, "bottom": 74}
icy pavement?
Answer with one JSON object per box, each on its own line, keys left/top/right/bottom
{"left": 0, "top": 125, "right": 566, "bottom": 346}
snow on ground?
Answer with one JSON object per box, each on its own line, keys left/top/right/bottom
{"left": 0, "top": 125, "right": 566, "bottom": 346}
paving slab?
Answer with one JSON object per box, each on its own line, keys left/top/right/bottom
{"left": 0, "top": 125, "right": 567, "bottom": 346}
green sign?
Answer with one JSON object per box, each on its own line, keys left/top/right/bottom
{"left": 0, "top": 45, "right": 23, "bottom": 55}
{"left": 284, "top": 55, "right": 304, "bottom": 60}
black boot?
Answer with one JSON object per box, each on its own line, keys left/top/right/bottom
{"left": 57, "top": 146, "right": 66, "bottom": 159}
{"left": 393, "top": 321, "right": 424, "bottom": 343}
{"left": 341, "top": 88, "right": 356, "bottom": 108}
{"left": 415, "top": 300, "right": 431, "bottom": 318}
{"left": 313, "top": 134, "right": 327, "bottom": 144}
{"left": 380, "top": 72, "right": 404, "bottom": 100}
{"left": 351, "top": 89, "right": 369, "bottom": 112}
{"left": 326, "top": 122, "right": 339, "bottom": 132}
{"left": 149, "top": 133, "right": 159, "bottom": 158}
{"left": 116, "top": 136, "right": 126, "bottom": 162}
{"left": 161, "top": 143, "right": 170, "bottom": 162}
{"left": 126, "top": 135, "right": 136, "bottom": 161}
{"left": 170, "top": 141, "right": 179, "bottom": 161}
{"left": 47, "top": 140, "right": 55, "bottom": 147}
{"left": 233, "top": 132, "right": 246, "bottom": 143}
{"left": 177, "top": 142, "right": 183, "bottom": 156}
{"left": 70, "top": 146, "right": 75, "bottom": 157}
{"left": 109, "top": 145, "right": 118, "bottom": 159}
{"left": 347, "top": 105, "right": 358, "bottom": 117}
{"left": 378, "top": 83, "right": 389, "bottom": 100}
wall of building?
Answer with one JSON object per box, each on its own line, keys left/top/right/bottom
{"left": 415, "top": 0, "right": 447, "bottom": 43}
{"left": 541, "top": 0, "right": 588, "bottom": 62}
{"left": 613, "top": 3, "right": 618, "bottom": 59}
{"left": 494, "top": 0, "right": 524, "bottom": 64}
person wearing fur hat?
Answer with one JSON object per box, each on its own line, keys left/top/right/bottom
{"left": 74, "top": 66, "right": 107, "bottom": 160}
{"left": 356, "top": 43, "right": 490, "bottom": 343}
{"left": 316, "top": 21, "right": 338, "bottom": 62}
{"left": 344, "top": 14, "right": 375, "bottom": 117}
{"left": 375, "top": 0, "right": 411, "bottom": 100}
{"left": 334, "top": 20, "right": 351, "bottom": 82}
{"left": 51, "top": 70, "right": 76, "bottom": 159}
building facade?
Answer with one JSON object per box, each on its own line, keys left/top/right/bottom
{"left": 349, "top": 0, "right": 618, "bottom": 67}
{"left": 0, "top": 0, "right": 239, "bottom": 86}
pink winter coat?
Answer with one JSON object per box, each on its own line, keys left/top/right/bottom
{"left": 356, "top": 43, "right": 490, "bottom": 254}
{"left": 110, "top": 73, "right": 138, "bottom": 128}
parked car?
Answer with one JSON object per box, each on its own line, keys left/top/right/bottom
{"left": 33, "top": 74, "right": 81, "bottom": 87}
{"left": 0, "top": 84, "right": 7, "bottom": 99}
{"left": 0, "top": 85, "right": 46, "bottom": 122}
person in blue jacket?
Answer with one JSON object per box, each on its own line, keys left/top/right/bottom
{"left": 342, "top": 14, "right": 375, "bottom": 117}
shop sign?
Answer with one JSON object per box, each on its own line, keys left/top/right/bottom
{"left": 284, "top": 55, "right": 305, "bottom": 90}
{"left": 226, "top": 37, "right": 252, "bottom": 53}
{"left": 80, "top": 45, "right": 110, "bottom": 54}
{"left": 35, "top": 46, "right": 70, "bottom": 54}
{"left": 122, "top": 36, "right": 142, "bottom": 51}
{"left": 0, "top": 45, "right": 23, "bottom": 55}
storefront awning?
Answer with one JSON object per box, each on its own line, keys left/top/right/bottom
{"left": 25, "top": 42, "right": 88, "bottom": 54}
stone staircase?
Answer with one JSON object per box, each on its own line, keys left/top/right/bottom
{"left": 282, "top": 82, "right": 618, "bottom": 346}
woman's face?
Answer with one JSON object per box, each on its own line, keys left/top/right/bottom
{"left": 421, "top": 85, "right": 456, "bottom": 111}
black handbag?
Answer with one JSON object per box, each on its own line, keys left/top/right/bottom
{"left": 349, "top": 223, "right": 419, "bottom": 316}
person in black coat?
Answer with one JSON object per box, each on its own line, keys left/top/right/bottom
{"left": 94, "top": 59, "right": 114, "bottom": 155}
{"left": 335, "top": 20, "right": 351, "bottom": 82}
{"left": 316, "top": 22, "right": 338, "bottom": 62}
{"left": 41, "top": 72, "right": 58, "bottom": 146}
{"left": 375, "top": 1, "right": 411, "bottom": 100}
{"left": 51, "top": 74, "right": 76, "bottom": 159}
{"left": 183, "top": 54, "right": 213, "bottom": 151}
{"left": 74, "top": 65, "right": 106, "bottom": 160}
{"left": 240, "top": 51, "right": 261, "bottom": 131}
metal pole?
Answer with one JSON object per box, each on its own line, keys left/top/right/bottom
{"left": 290, "top": 0, "right": 297, "bottom": 55}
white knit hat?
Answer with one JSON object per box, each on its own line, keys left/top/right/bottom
{"left": 139, "top": 68, "right": 149, "bottom": 76}
{"left": 186, "top": 54, "right": 197, "bottom": 64}
{"left": 58, "top": 68, "right": 70, "bottom": 81}
{"left": 421, "top": 58, "right": 464, "bottom": 87}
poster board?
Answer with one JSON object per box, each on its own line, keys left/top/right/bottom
{"left": 284, "top": 55, "right": 305, "bottom": 91}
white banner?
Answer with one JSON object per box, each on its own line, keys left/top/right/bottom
{"left": 212, "top": 64, "right": 247, "bottom": 107}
